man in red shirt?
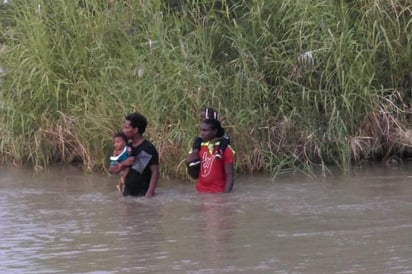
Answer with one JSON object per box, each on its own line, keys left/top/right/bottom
{"left": 187, "top": 118, "right": 235, "bottom": 193}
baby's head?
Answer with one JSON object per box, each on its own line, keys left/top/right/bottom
{"left": 113, "top": 132, "right": 128, "bottom": 150}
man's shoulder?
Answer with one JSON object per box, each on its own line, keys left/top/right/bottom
{"left": 142, "top": 139, "right": 156, "bottom": 148}
{"left": 223, "top": 145, "right": 235, "bottom": 159}
{"left": 141, "top": 139, "right": 159, "bottom": 155}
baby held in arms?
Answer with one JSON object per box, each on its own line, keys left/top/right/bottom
{"left": 109, "top": 132, "right": 132, "bottom": 193}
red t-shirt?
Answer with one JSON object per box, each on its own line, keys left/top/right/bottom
{"left": 196, "top": 141, "right": 235, "bottom": 193}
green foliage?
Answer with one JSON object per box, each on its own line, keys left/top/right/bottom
{"left": 1, "top": 0, "right": 412, "bottom": 178}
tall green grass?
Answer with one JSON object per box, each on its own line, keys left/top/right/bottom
{"left": 1, "top": 0, "right": 412, "bottom": 178}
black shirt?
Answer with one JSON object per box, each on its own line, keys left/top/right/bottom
{"left": 123, "top": 139, "right": 159, "bottom": 196}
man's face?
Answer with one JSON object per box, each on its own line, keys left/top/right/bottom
{"left": 123, "top": 120, "right": 137, "bottom": 139}
{"left": 200, "top": 122, "right": 217, "bottom": 141}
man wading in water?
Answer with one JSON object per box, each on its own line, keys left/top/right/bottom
{"left": 186, "top": 118, "right": 235, "bottom": 193}
{"left": 109, "top": 112, "right": 159, "bottom": 197}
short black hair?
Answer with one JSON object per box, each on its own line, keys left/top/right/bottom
{"left": 113, "top": 132, "right": 128, "bottom": 143}
{"left": 125, "top": 112, "right": 148, "bottom": 134}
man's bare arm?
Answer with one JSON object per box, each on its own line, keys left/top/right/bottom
{"left": 108, "top": 156, "right": 135, "bottom": 174}
{"left": 145, "top": 164, "right": 159, "bottom": 198}
{"left": 224, "top": 163, "right": 234, "bottom": 193}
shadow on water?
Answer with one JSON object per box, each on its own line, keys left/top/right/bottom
{"left": 1, "top": 163, "right": 412, "bottom": 273}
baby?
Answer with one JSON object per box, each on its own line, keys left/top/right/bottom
{"left": 109, "top": 132, "right": 131, "bottom": 193}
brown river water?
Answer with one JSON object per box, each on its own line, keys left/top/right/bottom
{"left": 0, "top": 163, "right": 411, "bottom": 273}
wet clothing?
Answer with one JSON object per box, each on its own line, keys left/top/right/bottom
{"left": 196, "top": 141, "right": 235, "bottom": 193}
{"left": 123, "top": 140, "right": 159, "bottom": 197}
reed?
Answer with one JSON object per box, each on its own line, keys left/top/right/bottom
{"left": 1, "top": 0, "right": 412, "bottom": 179}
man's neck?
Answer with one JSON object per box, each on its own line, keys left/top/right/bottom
{"left": 203, "top": 137, "right": 220, "bottom": 145}
{"left": 131, "top": 135, "right": 144, "bottom": 146}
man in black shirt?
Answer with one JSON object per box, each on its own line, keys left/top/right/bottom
{"left": 110, "top": 112, "right": 160, "bottom": 197}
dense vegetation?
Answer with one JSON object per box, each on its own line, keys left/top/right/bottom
{"left": 1, "top": 0, "right": 412, "bottom": 179}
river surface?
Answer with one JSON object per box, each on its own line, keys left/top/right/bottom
{"left": 1, "top": 163, "right": 412, "bottom": 273}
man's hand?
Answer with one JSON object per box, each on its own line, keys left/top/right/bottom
{"left": 145, "top": 165, "right": 159, "bottom": 198}
{"left": 108, "top": 162, "right": 122, "bottom": 174}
